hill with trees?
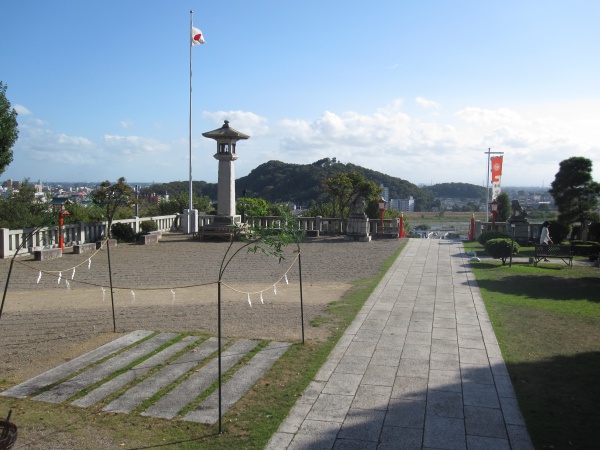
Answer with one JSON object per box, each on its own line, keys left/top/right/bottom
{"left": 423, "top": 182, "right": 486, "bottom": 200}
{"left": 143, "top": 159, "right": 484, "bottom": 212}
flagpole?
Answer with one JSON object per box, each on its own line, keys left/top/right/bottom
{"left": 486, "top": 148, "right": 490, "bottom": 223}
{"left": 188, "top": 10, "right": 194, "bottom": 226}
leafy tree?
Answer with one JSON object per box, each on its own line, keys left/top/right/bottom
{"left": 324, "top": 171, "right": 382, "bottom": 222}
{"left": 144, "top": 193, "right": 212, "bottom": 216}
{"left": 496, "top": 192, "right": 511, "bottom": 222}
{"left": 304, "top": 200, "right": 337, "bottom": 217}
{"left": 0, "top": 82, "right": 18, "bottom": 175}
{"left": 549, "top": 157, "right": 600, "bottom": 239}
{"left": 237, "top": 197, "right": 270, "bottom": 217}
{"left": 92, "top": 177, "right": 137, "bottom": 237}
{"left": 0, "top": 180, "right": 52, "bottom": 228}
{"left": 65, "top": 202, "right": 104, "bottom": 223}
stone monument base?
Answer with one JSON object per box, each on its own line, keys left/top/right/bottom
{"left": 345, "top": 215, "right": 371, "bottom": 242}
{"left": 344, "top": 234, "right": 371, "bottom": 242}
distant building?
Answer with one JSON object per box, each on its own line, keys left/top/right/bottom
{"left": 380, "top": 184, "right": 390, "bottom": 202}
{"left": 390, "top": 196, "right": 415, "bottom": 212}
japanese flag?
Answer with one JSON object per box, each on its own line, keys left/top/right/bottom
{"left": 191, "top": 26, "right": 206, "bottom": 45}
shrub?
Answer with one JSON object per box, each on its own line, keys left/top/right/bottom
{"left": 570, "top": 241, "right": 600, "bottom": 256}
{"left": 140, "top": 220, "right": 158, "bottom": 234}
{"left": 548, "top": 220, "right": 570, "bottom": 243}
{"left": 478, "top": 230, "right": 510, "bottom": 246}
{"left": 484, "top": 238, "right": 520, "bottom": 265}
{"left": 589, "top": 222, "right": 600, "bottom": 242}
{"left": 111, "top": 223, "right": 136, "bottom": 242}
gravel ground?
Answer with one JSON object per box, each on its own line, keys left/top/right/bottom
{"left": 0, "top": 233, "right": 404, "bottom": 386}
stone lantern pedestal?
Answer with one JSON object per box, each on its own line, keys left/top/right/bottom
{"left": 345, "top": 198, "right": 371, "bottom": 242}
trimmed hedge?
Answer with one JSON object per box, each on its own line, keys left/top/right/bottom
{"left": 478, "top": 230, "right": 510, "bottom": 246}
{"left": 484, "top": 238, "right": 520, "bottom": 265}
{"left": 570, "top": 241, "right": 600, "bottom": 257}
{"left": 111, "top": 223, "right": 136, "bottom": 243}
{"left": 140, "top": 220, "right": 158, "bottom": 233}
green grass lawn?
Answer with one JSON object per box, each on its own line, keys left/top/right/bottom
{"left": 466, "top": 248, "right": 600, "bottom": 449}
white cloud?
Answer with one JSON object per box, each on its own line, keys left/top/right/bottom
{"left": 455, "top": 107, "right": 522, "bottom": 126}
{"left": 120, "top": 119, "right": 134, "bottom": 129}
{"left": 13, "top": 104, "right": 32, "bottom": 115}
{"left": 103, "top": 135, "right": 171, "bottom": 156}
{"left": 6, "top": 99, "right": 600, "bottom": 186}
{"left": 202, "top": 110, "right": 269, "bottom": 136}
{"left": 415, "top": 97, "right": 441, "bottom": 110}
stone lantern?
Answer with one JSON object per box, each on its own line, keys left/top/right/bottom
{"left": 202, "top": 120, "right": 250, "bottom": 221}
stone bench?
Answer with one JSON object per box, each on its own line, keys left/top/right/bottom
{"left": 534, "top": 244, "right": 573, "bottom": 267}
{"left": 138, "top": 233, "right": 159, "bottom": 245}
{"left": 73, "top": 243, "right": 97, "bottom": 254}
{"left": 96, "top": 239, "right": 117, "bottom": 250}
{"left": 34, "top": 248, "right": 63, "bottom": 261}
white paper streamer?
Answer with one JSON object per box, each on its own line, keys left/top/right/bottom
{"left": 247, "top": 293, "right": 252, "bottom": 307}
{"left": 57, "top": 272, "right": 62, "bottom": 284}
{"left": 260, "top": 291, "right": 264, "bottom": 304}
{"left": 37, "top": 271, "right": 42, "bottom": 284}
{"left": 101, "top": 287, "right": 106, "bottom": 301}
{"left": 65, "top": 280, "right": 71, "bottom": 291}
{"left": 71, "top": 268, "right": 76, "bottom": 280}
{"left": 284, "top": 274, "right": 289, "bottom": 285}
{"left": 131, "top": 290, "right": 136, "bottom": 304}
{"left": 88, "top": 258, "right": 92, "bottom": 269}
{"left": 171, "top": 289, "right": 175, "bottom": 305}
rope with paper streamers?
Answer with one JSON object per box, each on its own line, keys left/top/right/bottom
{"left": 16, "top": 238, "right": 109, "bottom": 275}
{"left": 221, "top": 252, "right": 299, "bottom": 306}
{"left": 15, "top": 239, "right": 109, "bottom": 288}
{"left": 12, "top": 240, "right": 300, "bottom": 307}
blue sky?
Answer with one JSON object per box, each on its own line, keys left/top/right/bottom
{"left": 2, "top": 0, "right": 599, "bottom": 187}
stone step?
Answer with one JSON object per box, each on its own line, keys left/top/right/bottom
{"left": 102, "top": 337, "right": 222, "bottom": 414}
{"left": 141, "top": 339, "right": 260, "bottom": 420}
{"left": 3, "top": 331, "right": 291, "bottom": 425}
{"left": 35, "top": 332, "right": 178, "bottom": 403}
{"left": 0, "top": 330, "right": 153, "bottom": 399}
{"left": 73, "top": 335, "right": 201, "bottom": 408}
{"left": 184, "top": 341, "right": 292, "bottom": 424}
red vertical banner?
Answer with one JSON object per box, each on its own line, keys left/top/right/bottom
{"left": 468, "top": 214, "right": 475, "bottom": 241}
{"left": 491, "top": 156, "right": 503, "bottom": 200}
{"left": 399, "top": 214, "right": 406, "bottom": 238}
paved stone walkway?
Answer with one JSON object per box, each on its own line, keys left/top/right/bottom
{"left": 1, "top": 332, "right": 290, "bottom": 424}
{"left": 266, "top": 238, "right": 534, "bottom": 450}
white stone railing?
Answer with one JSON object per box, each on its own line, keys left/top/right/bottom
{"left": 0, "top": 215, "right": 178, "bottom": 258}
{"left": 246, "top": 216, "right": 400, "bottom": 236}
{"left": 0, "top": 214, "right": 404, "bottom": 258}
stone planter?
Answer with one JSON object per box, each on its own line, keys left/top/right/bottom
{"left": 96, "top": 239, "right": 117, "bottom": 249}
{"left": 138, "top": 233, "right": 159, "bottom": 245}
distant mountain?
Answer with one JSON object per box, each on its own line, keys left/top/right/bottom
{"left": 423, "top": 182, "right": 486, "bottom": 200}
{"left": 143, "top": 159, "right": 485, "bottom": 212}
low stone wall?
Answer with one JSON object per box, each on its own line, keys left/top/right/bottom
{"left": 34, "top": 248, "right": 62, "bottom": 261}
{"left": 138, "top": 234, "right": 160, "bottom": 245}
{"left": 73, "top": 243, "right": 97, "bottom": 254}
{"left": 96, "top": 239, "right": 117, "bottom": 249}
